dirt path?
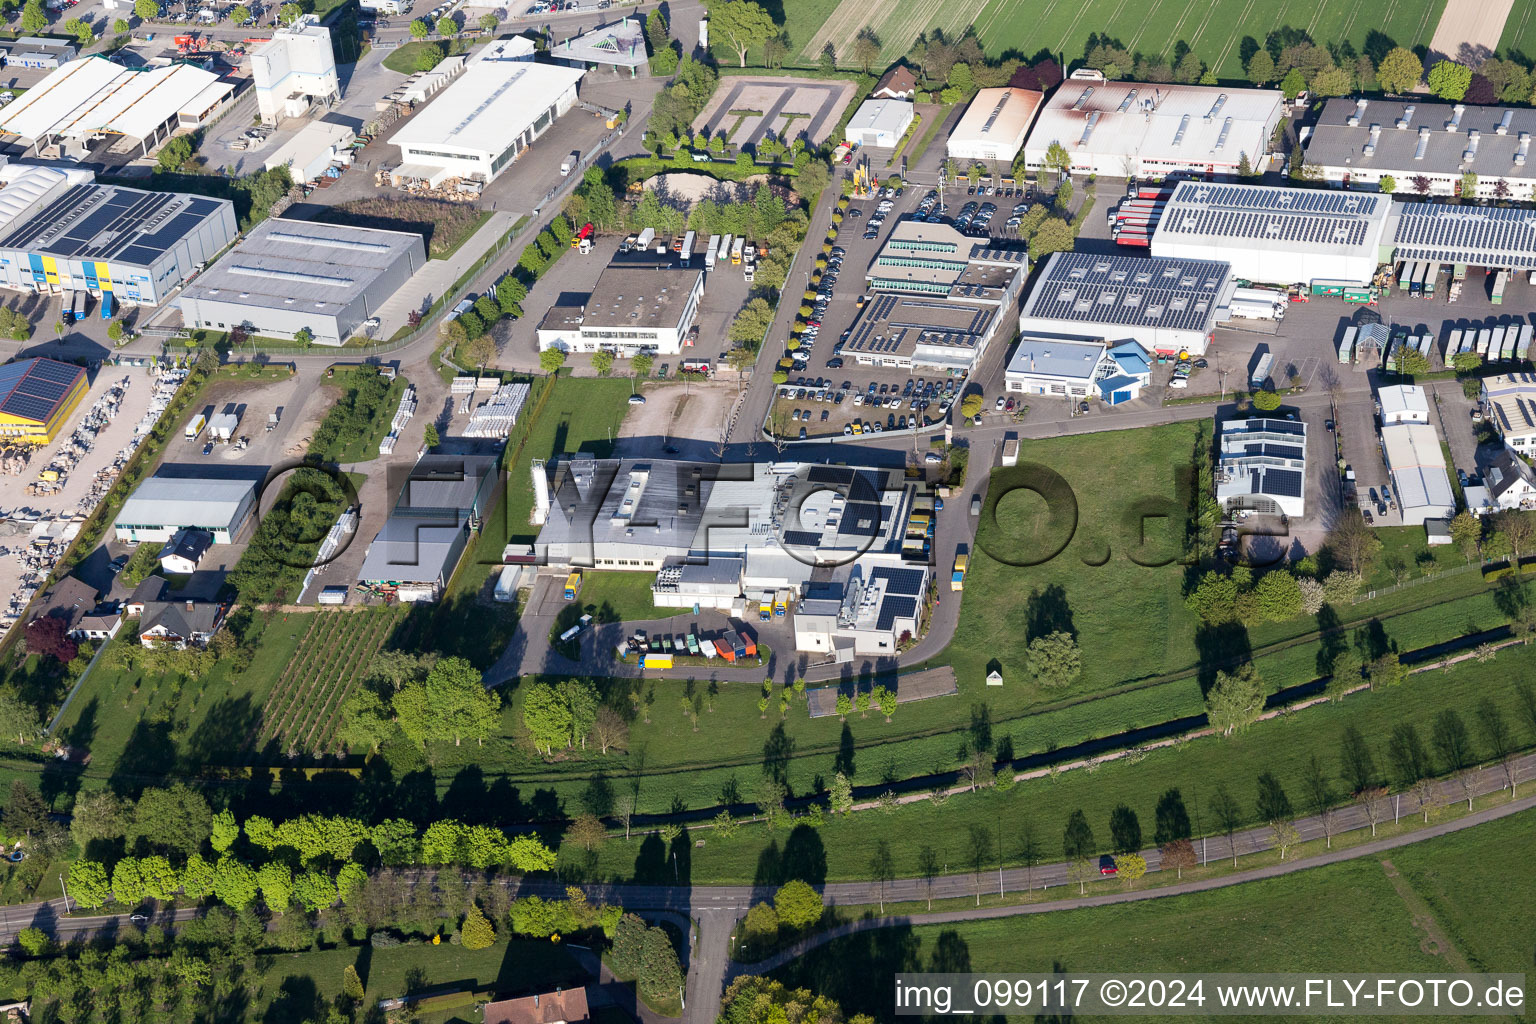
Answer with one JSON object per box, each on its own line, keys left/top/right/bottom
{"left": 1427, "top": 0, "right": 1513, "bottom": 64}
{"left": 1378, "top": 859, "right": 1473, "bottom": 971}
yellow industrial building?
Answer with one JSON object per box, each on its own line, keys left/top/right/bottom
{"left": 0, "top": 357, "right": 88, "bottom": 446}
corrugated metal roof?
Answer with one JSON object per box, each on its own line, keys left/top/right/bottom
{"left": 1021, "top": 251, "right": 1230, "bottom": 332}
{"left": 1154, "top": 180, "right": 1389, "bottom": 252}
{"left": 0, "top": 57, "right": 232, "bottom": 141}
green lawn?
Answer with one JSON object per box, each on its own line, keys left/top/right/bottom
{"left": 1499, "top": 1, "right": 1536, "bottom": 61}
{"left": 249, "top": 938, "right": 587, "bottom": 1019}
{"left": 383, "top": 41, "right": 446, "bottom": 74}
{"left": 571, "top": 570, "right": 671, "bottom": 623}
{"left": 586, "top": 640, "right": 1536, "bottom": 883}
{"left": 771, "top": 808, "right": 1535, "bottom": 1020}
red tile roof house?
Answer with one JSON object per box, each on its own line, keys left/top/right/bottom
{"left": 481, "top": 987, "right": 590, "bottom": 1024}
{"left": 872, "top": 65, "right": 917, "bottom": 100}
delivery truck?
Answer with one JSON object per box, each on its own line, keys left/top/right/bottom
{"left": 636, "top": 227, "right": 656, "bottom": 250}
{"left": 705, "top": 234, "right": 720, "bottom": 269}
{"left": 563, "top": 571, "right": 582, "bottom": 601}
{"left": 185, "top": 413, "right": 207, "bottom": 440}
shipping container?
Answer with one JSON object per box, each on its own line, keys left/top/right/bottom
{"left": 643, "top": 653, "right": 673, "bottom": 670}
{"left": 1423, "top": 263, "right": 1438, "bottom": 298}
{"left": 563, "top": 570, "right": 582, "bottom": 600}
{"left": 1338, "top": 326, "right": 1357, "bottom": 364}
{"left": 714, "top": 637, "right": 735, "bottom": 661}
{"left": 1444, "top": 329, "right": 1461, "bottom": 363}
{"left": 1492, "top": 269, "right": 1509, "bottom": 305}
{"left": 951, "top": 551, "right": 968, "bottom": 591}
{"left": 1502, "top": 326, "right": 1519, "bottom": 362}
{"left": 705, "top": 234, "right": 720, "bottom": 269}
{"left": 1398, "top": 262, "right": 1413, "bottom": 292}
{"left": 738, "top": 629, "right": 757, "bottom": 656}
{"left": 100, "top": 291, "right": 113, "bottom": 320}
{"left": 1343, "top": 287, "right": 1373, "bottom": 304}
{"left": 1477, "top": 328, "right": 1492, "bottom": 357}
{"left": 1249, "top": 351, "right": 1273, "bottom": 389}
{"left": 317, "top": 585, "right": 349, "bottom": 605}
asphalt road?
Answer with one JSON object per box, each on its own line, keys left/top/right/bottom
{"left": 7, "top": 752, "right": 1531, "bottom": 1023}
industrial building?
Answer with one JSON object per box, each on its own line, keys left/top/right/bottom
{"left": 178, "top": 220, "right": 426, "bottom": 346}
{"left": 847, "top": 98, "right": 914, "bottom": 148}
{"left": 1004, "top": 337, "right": 1152, "bottom": 404}
{"left": 0, "top": 356, "right": 87, "bottom": 446}
{"left": 1304, "top": 98, "right": 1536, "bottom": 200}
{"left": 1381, "top": 420, "right": 1456, "bottom": 527}
{"left": 1020, "top": 73, "right": 1283, "bottom": 178}
{"left": 114, "top": 471, "right": 258, "bottom": 544}
{"left": 0, "top": 164, "right": 237, "bottom": 306}
{"left": 1150, "top": 181, "right": 1393, "bottom": 286}
{"left": 1017, "top": 251, "right": 1234, "bottom": 357}
{"left": 535, "top": 262, "right": 704, "bottom": 356}
{"left": 0, "top": 37, "right": 77, "bottom": 69}
{"left": 946, "top": 87, "right": 1044, "bottom": 165}
{"left": 356, "top": 454, "right": 499, "bottom": 602}
{"left": 390, "top": 60, "right": 584, "bottom": 188}
{"left": 1215, "top": 417, "right": 1307, "bottom": 518}
{"left": 1379, "top": 383, "right": 1431, "bottom": 424}
{"left": 534, "top": 456, "right": 928, "bottom": 654}
{"left": 263, "top": 119, "right": 357, "bottom": 184}
{"left": 1481, "top": 373, "right": 1536, "bottom": 454}
{"left": 844, "top": 220, "right": 1026, "bottom": 373}
{"left": 251, "top": 15, "right": 340, "bottom": 124}
{"left": 0, "top": 57, "right": 234, "bottom": 158}
{"left": 547, "top": 18, "right": 648, "bottom": 75}
{"left": 1391, "top": 203, "right": 1536, "bottom": 273}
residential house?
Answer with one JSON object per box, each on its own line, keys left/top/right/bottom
{"left": 159, "top": 528, "right": 213, "bottom": 575}
{"left": 872, "top": 65, "right": 917, "bottom": 100}
{"left": 139, "top": 599, "right": 224, "bottom": 649}
{"left": 30, "top": 576, "right": 98, "bottom": 633}
{"left": 1482, "top": 447, "right": 1536, "bottom": 511}
{"left": 481, "top": 987, "right": 590, "bottom": 1024}
{"left": 124, "top": 575, "right": 167, "bottom": 616}
{"left": 74, "top": 609, "right": 122, "bottom": 641}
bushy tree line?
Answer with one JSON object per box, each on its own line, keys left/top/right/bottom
{"left": 644, "top": 55, "right": 719, "bottom": 149}
{"left": 1186, "top": 563, "right": 1362, "bottom": 627}
{"left": 721, "top": 976, "right": 875, "bottom": 1024}
{"left": 608, "top": 913, "right": 685, "bottom": 1003}
{"left": 339, "top": 654, "right": 502, "bottom": 751}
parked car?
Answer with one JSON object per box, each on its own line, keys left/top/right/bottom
{"left": 1099, "top": 854, "right": 1118, "bottom": 875}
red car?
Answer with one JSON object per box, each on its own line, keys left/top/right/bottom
{"left": 1098, "top": 855, "right": 1118, "bottom": 875}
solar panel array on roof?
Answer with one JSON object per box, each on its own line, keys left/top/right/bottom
{"left": 837, "top": 501, "right": 884, "bottom": 538}
{"left": 1257, "top": 468, "right": 1303, "bottom": 498}
{"left": 1157, "top": 181, "right": 1384, "bottom": 248}
{"left": 0, "top": 182, "right": 229, "bottom": 266}
{"left": 1393, "top": 205, "right": 1536, "bottom": 271}
{"left": 1023, "top": 252, "right": 1230, "bottom": 332}
{"left": 0, "top": 357, "right": 84, "bottom": 423}
{"left": 876, "top": 596, "right": 917, "bottom": 631}
{"left": 781, "top": 529, "right": 820, "bottom": 548}
{"left": 871, "top": 566, "right": 926, "bottom": 596}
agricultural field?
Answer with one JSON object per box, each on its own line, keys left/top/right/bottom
{"left": 1500, "top": 1, "right": 1536, "bottom": 61}
{"left": 773, "top": 808, "right": 1536, "bottom": 1019}
{"left": 253, "top": 608, "right": 406, "bottom": 757}
{"left": 795, "top": 0, "right": 1445, "bottom": 78}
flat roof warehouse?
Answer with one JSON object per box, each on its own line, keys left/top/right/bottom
{"left": 391, "top": 60, "right": 584, "bottom": 164}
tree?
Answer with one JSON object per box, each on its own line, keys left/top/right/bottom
{"left": 70, "top": 791, "right": 130, "bottom": 855}
{"left": 0, "top": 690, "right": 39, "bottom": 745}
{"left": 258, "top": 861, "right": 293, "bottom": 912}
{"left": 134, "top": 0, "right": 158, "bottom": 18}
{"left": 1054, "top": 178, "right": 1074, "bottom": 211}
{"left": 631, "top": 353, "right": 654, "bottom": 378}
{"left": 342, "top": 964, "right": 365, "bottom": 1002}
{"left": 67, "top": 861, "right": 111, "bottom": 909}
{"left": 62, "top": 17, "right": 92, "bottom": 45}
{"left": 868, "top": 839, "right": 894, "bottom": 911}
{"left": 16, "top": 928, "right": 49, "bottom": 957}
{"left": 1387, "top": 722, "right": 1432, "bottom": 793}
{"left": 522, "top": 682, "right": 573, "bottom": 756}
{"left": 20, "top": 0, "right": 47, "bottom": 33}
{"left": 181, "top": 854, "right": 215, "bottom": 901}
{"left": 1116, "top": 851, "right": 1147, "bottom": 886}
{"left": 1328, "top": 510, "right": 1381, "bottom": 574}
{"left": 1459, "top": 171, "right": 1479, "bottom": 198}
{"left": 1302, "top": 754, "right": 1337, "bottom": 847}
{"left": 852, "top": 28, "right": 881, "bottom": 73}
{"left": 25, "top": 615, "right": 77, "bottom": 665}
{"left": 728, "top": 297, "right": 775, "bottom": 344}
{"left": 1043, "top": 140, "right": 1070, "bottom": 183}
{"left": 592, "top": 706, "right": 628, "bottom": 755}
{"left": 1029, "top": 217, "right": 1075, "bottom": 261}
{"left": 829, "top": 771, "right": 854, "bottom": 814}
{"left": 460, "top": 904, "right": 496, "bottom": 949}
{"left": 1026, "top": 631, "right": 1081, "bottom": 688}
{"left": 1246, "top": 49, "right": 1277, "bottom": 86}
{"left": 1209, "top": 785, "right": 1243, "bottom": 866}
{"left": 773, "top": 879, "right": 823, "bottom": 929}
{"left": 916, "top": 845, "right": 940, "bottom": 910}
{"left": 213, "top": 856, "right": 260, "bottom": 910}
{"left": 1252, "top": 389, "right": 1282, "bottom": 411}
{"left": 1377, "top": 46, "right": 1423, "bottom": 94}
{"left": 1449, "top": 510, "right": 1481, "bottom": 561}
{"left": 1253, "top": 571, "right": 1302, "bottom": 622}
{"left": 1160, "top": 838, "right": 1196, "bottom": 878}
{"left": 128, "top": 783, "right": 212, "bottom": 859}
{"left": 1311, "top": 65, "right": 1352, "bottom": 98}
{"left": 1427, "top": 59, "right": 1472, "bottom": 100}
{"left": 1108, "top": 803, "right": 1141, "bottom": 854}
{"left": 1279, "top": 67, "right": 1307, "bottom": 101}
{"left": 1067, "top": 856, "right": 1095, "bottom": 895}
{"left": 338, "top": 689, "right": 394, "bottom": 754}
{"left": 1205, "top": 663, "right": 1266, "bottom": 736}
{"left": 707, "top": 0, "right": 773, "bottom": 68}
{"left": 565, "top": 813, "right": 608, "bottom": 856}
{"left": 591, "top": 350, "right": 615, "bottom": 376}
{"left": 819, "top": 42, "right": 837, "bottom": 74}
{"left": 1378, "top": 174, "right": 1397, "bottom": 195}
{"left": 293, "top": 327, "right": 315, "bottom": 346}
{"left": 230, "top": 5, "right": 251, "bottom": 25}
{"left": 1062, "top": 808, "right": 1094, "bottom": 860}
{"left": 1495, "top": 509, "right": 1534, "bottom": 567}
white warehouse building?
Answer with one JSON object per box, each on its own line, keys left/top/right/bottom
{"left": 846, "top": 99, "right": 914, "bottom": 148}
{"left": 946, "top": 87, "right": 1043, "bottom": 165}
{"left": 1382, "top": 421, "right": 1457, "bottom": 527}
{"left": 1150, "top": 181, "right": 1393, "bottom": 286}
{"left": 1020, "top": 73, "right": 1283, "bottom": 178}
{"left": 1017, "top": 251, "right": 1234, "bottom": 357}
{"left": 390, "top": 60, "right": 584, "bottom": 189}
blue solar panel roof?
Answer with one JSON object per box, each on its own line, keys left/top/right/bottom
{"left": 0, "top": 357, "right": 84, "bottom": 424}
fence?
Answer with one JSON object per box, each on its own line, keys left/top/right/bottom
{"left": 1354, "top": 560, "right": 1481, "bottom": 603}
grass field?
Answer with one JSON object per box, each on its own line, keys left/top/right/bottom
{"left": 790, "top": 0, "right": 1445, "bottom": 79}
{"left": 1499, "top": 2, "right": 1536, "bottom": 61}
{"left": 771, "top": 808, "right": 1535, "bottom": 1018}
{"left": 586, "top": 640, "right": 1536, "bottom": 883}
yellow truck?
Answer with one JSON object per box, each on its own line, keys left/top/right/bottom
{"left": 951, "top": 552, "right": 968, "bottom": 591}
{"left": 563, "top": 571, "right": 582, "bottom": 601}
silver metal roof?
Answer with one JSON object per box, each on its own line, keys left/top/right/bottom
{"left": 1021, "top": 252, "right": 1231, "bottom": 333}
{"left": 1392, "top": 204, "right": 1536, "bottom": 271}
{"left": 1154, "top": 180, "right": 1389, "bottom": 251}
{"left": 1305, "top": 97, "right": 1536, "bottom": 181}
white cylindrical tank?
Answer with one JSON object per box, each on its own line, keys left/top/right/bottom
{"left": 531, "top": 458, "right": 550, "bottom": 525}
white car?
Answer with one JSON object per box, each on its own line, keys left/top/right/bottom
{"left": 995, "top": 396, "right": 1005, "bottom": 411}
{"left": 628, "top": 394, "right": 646, "bottom": 404}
